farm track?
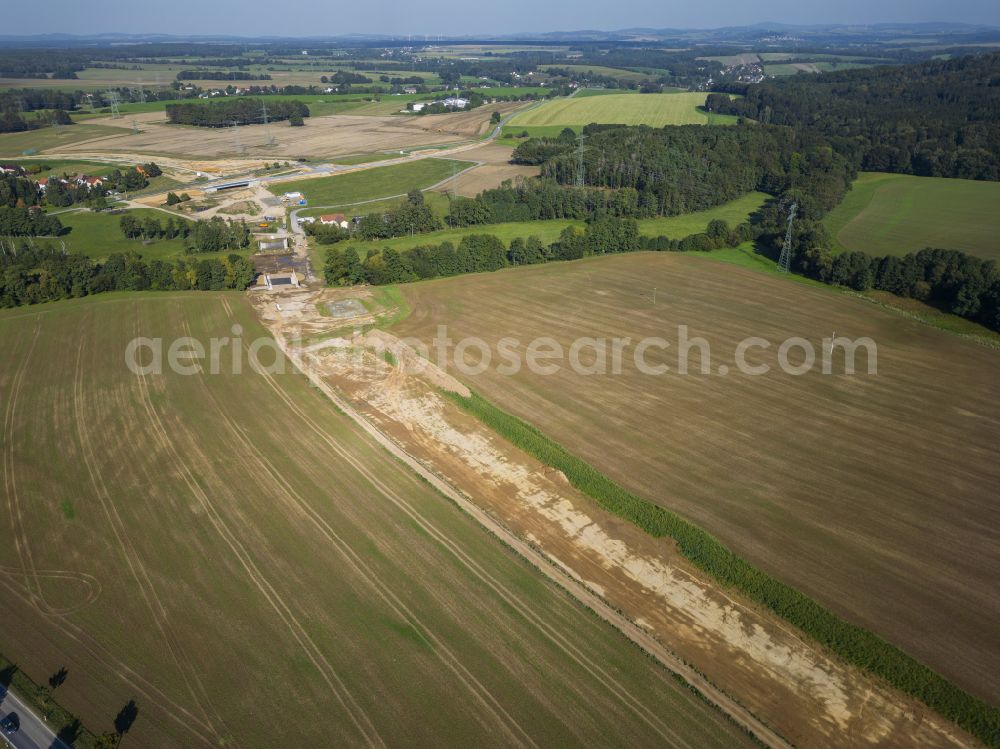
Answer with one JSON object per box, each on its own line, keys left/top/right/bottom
{"left": 220, "top": 309, "right": 700, "bottom": 748}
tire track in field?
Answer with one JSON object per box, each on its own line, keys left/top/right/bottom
{"left": 132, "top": 303, "right": 384, "bottom": 749}
{"left": 0, "top": 322, "right": 98, "bottom": 617}
{"left": 245, "top": 327, "right": 695, "bottom": 747}
{"left": 1, "top": 320, "right": 48, "bottom": 609}
{"left": 264, "top": 370, "right": 696, "bottom": 749}
{"left": 72, "top": 322, "right": 221, "bottom": 738}
{"left": 0, "top": 568, "right": 218, "bottom": 747}
{"left": 192, "top": 303, "right": 539, "bottom": 749}
{"left": 260, "top": 300, "right": 789, "bottom": 746}
{"left": 0, "top": 566, "right": 102, "bottom": 614}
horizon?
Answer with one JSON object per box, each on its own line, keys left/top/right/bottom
{"left": 7, "top": 0, "right": 1000, "bottom": 38}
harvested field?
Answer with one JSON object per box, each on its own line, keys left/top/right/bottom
{"left": 0, "top": 124, "right": 129, "bottom": 157}
{"left": 0, "top": 292, "right": 754, "bottom": 749}
{"left": 392, "top": 252, "right": 1000, "bottom": 707}
{"left": 405, "top": 102, "right": 527, "bottom": 138}
{"left": 48, "top": 108, "right": 507, "bottom": 161}
{"left": 432, "top": 143, "right": 540, "bottom": 196}
{"left": 259, "top": 284, "right": 986, "bottom": 749}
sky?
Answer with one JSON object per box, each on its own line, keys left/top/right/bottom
{"left": 6, "top": 0, "right": 1000, "bottom": 37}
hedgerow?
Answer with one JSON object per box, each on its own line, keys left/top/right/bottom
{"left": 446, "top": 389, "right": 1000, "bottom": 748}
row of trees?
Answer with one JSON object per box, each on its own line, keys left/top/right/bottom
{"left": 708, "top": 52, "right": 1000, "bottom": 181}
{"left": 304, "top": 190, "right": 443, "bottom": 245}
{"left": 321, "top": 71, "right": 372, "bottom": 85}
{"left": 446, "top": 178, "right": 643, "bottom": 226}
{"left": 120, "top": 215, "right": 252, "bottom": 252}
{"left": 793, "top": 246, "right": 1000, "bottom": 330}
{"left": 0, "top": 243, "right": 256, "bottom": 308}
{"left": 324, "top": 215, "right": 751, "bottom": 286}
{"left": 176, "top": 70, "right": 271, "bottom": 80}
{"left": 165, "top": 98, "right": 310, "bottom": 127}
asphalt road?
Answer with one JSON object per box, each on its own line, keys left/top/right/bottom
{"left": 0, "top": 687, "right": 68, "bottom": 749}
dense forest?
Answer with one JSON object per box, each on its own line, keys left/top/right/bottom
{"left": 165, "top": 98, "right": 310, "bottom": 127}
{"left": 708, "top": 52, "right": 1000, "bottom": 180}
{"left": 340, "top": 117, "right": 1000, "bottom": 333}
{"left": 511, "top": 122, "right": 855, "bottom": 218}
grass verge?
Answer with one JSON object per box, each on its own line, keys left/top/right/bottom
{"left": 0, "top": 654, "right": 99, "bottom": 748}
{"left": 443, "top": 389, "right": 1000, "bottom": 748}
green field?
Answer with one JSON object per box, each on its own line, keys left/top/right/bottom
{"left": 329, "top": 152, "right": 404, "bottom": 166}
{"left": 0, "top": 124, "right": 126, "bottom": 156}
{"left": 338, "top": 191, "right": 768, "bottom": 256}
{"left": 274, "top": 158, "right": 474, "bottom": 206}
{"left": 0, "top": 159, "right": 120, "bottom": 176}
{"left": 507, "top": 92, "right": 737, "bottom": 128}
{"left": 0, "top": 292, "right": 756, "bottom": 748}
{"left": 823, "top": 172, "right": 1000, "bottom": 261}
{"left": 53, "top": 209, "right": 200, "bottom": 261}
{"left": 299, "top": 190, "right": 452, "bottom": 220}
{"left": 638, "top": 192, "right": 768, "bottom": 235}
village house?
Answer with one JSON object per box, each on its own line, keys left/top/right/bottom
{"left": 319, "top": 213, "right": 350, "bottom": 229}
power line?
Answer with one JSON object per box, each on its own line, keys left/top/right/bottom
{"left": 777, "top": 202, "right": 798, "bottom": 273}
{"left": 261, "top": 101, "right": 275, "bottom": 146}
{"left": 106, "top": 89, "right": 121, "bottom": 119}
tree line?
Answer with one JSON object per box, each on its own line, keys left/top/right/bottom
{"left": 120, "top": 214, "right": 252, "bottom": 252}
{"left": 708, "top": 52, "right": 1000, "bottom": 181}
{"left": 324, "top": 215, "right": 752, "bottom": 286}
{"left": 176, "top": 71, "right": 272, "bottom": 81}
{"left": 0, "top": 241, "right": 256, "bottom": 308}
{"left": 792, "top": 245, "right": 1000, "bottom": 331}
{"left": 165, "top": 98, "right": 310, "bottom": 127}
{"left": 305, "top": 190, "right": 442, "bottom": 245}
